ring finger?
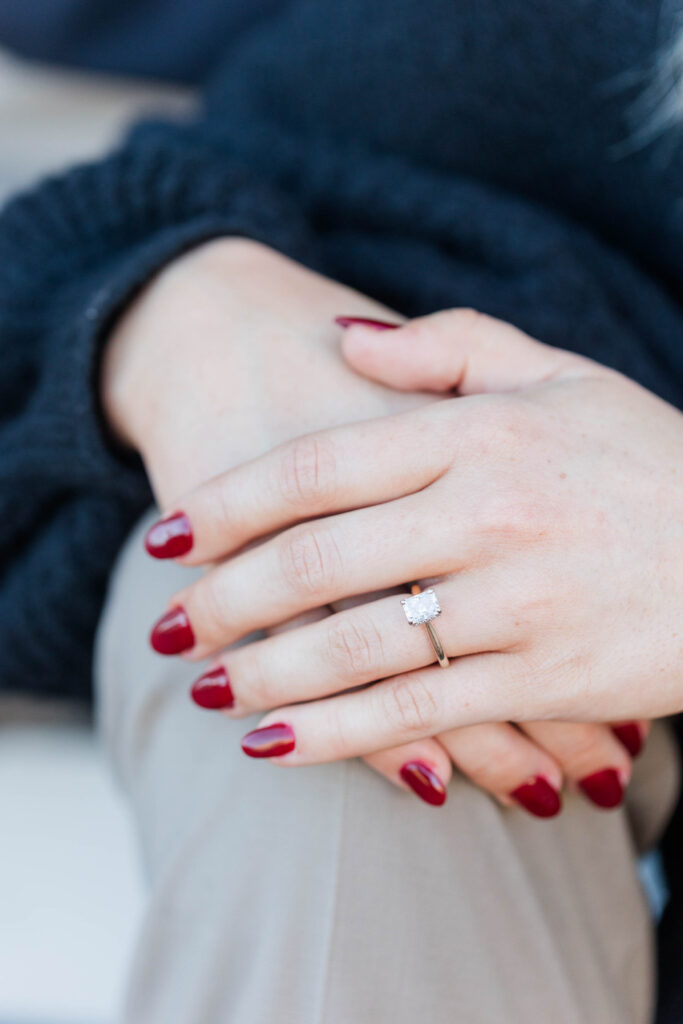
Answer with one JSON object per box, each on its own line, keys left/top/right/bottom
{"left": 189, "top": 571, "right": 511, "bottom": 715}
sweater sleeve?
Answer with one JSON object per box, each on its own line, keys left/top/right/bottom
{"left": 0, "top": 123, "right": 316, "bottom": 702}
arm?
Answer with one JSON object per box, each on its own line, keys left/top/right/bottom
{"left": 0, "top": 118, "right": 318, "bottom": 701}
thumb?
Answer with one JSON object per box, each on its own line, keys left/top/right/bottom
{"left": 338, "top": 308, "right": 596, "bottom": 395}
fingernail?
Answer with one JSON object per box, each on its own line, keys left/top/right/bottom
{"left": 335, "top": 316, "right": 399, "bottom": 331}
{"left": 150, "top": 606, "right": 195, "bottom": 655}
{"left": 579, "top": 768, "right": 624, "bottom": 809}
{"left": 241, "top": 723, "right": 296, "bottom": 758}
{"left": 145, "top": 512, "right": 193, "bottom": 559}
{"left": 399, "top": 761, "right": 447, "bottom": 806}
{"left": 191, "top": 667, "right": 234, "bottom": 710}
{"left": 612, "top": 723, "right": 644, "bottom": 758}
{"left": 510, "top": 776, "right": 562, "bottom": 818}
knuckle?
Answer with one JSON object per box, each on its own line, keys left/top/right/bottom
{"left": 279, "top": 527, "right": 341, "bottom": 598}
{"left": 326, "top": 617, "right": 385, "bottom": 680}
{"left": 278, "top": 435, "right": 338, "bottom": 510}
{"left": 382, "top": 675, "right": 439, "bottom": 737}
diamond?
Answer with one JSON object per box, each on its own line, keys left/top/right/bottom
{"left": 401, "top": 588, "right": 441, "bottom": 625}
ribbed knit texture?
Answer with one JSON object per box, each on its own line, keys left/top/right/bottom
{"left": 0, "top": 131, "right": 315, "bottom": 699}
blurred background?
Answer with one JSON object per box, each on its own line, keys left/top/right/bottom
{"left": 0, "top": 46, "right": 193, "bottom": 1024}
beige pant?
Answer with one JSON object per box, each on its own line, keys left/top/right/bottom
{"left": 95, "top": 512, "right": 680, "bottom": 1024}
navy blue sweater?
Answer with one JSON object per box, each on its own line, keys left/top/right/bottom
{"left": 1, "top": 1, "right": 683, "bottom": 1016}
{"left": 0, "top": 0, "right": 276, "bottom": 81}
{"left": 2, "top": 0, "right": 681, "bottom": 707}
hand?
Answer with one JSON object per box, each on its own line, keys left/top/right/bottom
{"left": 146, "top": 309, "right": 683, "bottom": 767}
{"left": 105, "top": 238, "right": 505, "bottom": 811}
{"left": 256, "top": 598, "right": 645, "bottom": 815}
{"left": 101, "top": 238, "right": 425, "bottom": 506}
{"left": 361, "top": 719, "right": 647, "bottom": 813}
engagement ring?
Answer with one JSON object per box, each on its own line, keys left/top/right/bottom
{"left": 401, "top": 585, "right": 449, "bottom": 668}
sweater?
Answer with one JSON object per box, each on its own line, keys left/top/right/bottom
{"left": 0, "top": 1, "right": 682, "bottom": 1013}
{"left": 0, "top": 0, "right": 277, "bottom": 82}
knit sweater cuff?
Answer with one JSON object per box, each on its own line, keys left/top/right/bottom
{"left": 0, "top": 134, "right": 315, "bottom": 506}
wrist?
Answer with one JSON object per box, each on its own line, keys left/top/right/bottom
{"left": 100, "top": 236, "right": 266, "bottom": 451}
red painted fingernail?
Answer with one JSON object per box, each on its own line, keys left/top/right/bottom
{"left": 150, "top": 606, "right": 195, "bottom": 655}
{"left": 579, "top": 768, "right": 624, "bottom": 809}
{"left": 612, "top": 723, "right": 644, "bottom": 758}
{"left": 145, "top": 512, "right": 193, "bottom": 559}
{"left": 334, "top": 316, "right": 399, "bottom": 330}
{"left": 191, "top": 667, "right": 234, "bottom": 710}
{"left": 510, "top": 776, "right": 562, "bottom": 818}
{"left": 399, "top": 761, "right": 447, "bottom": 807}
{"left": 241, "top": 723, "right": 295, "bottom": 758}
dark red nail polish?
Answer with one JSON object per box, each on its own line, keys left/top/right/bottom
{"left": 335, "top": 316, "right": 399, "bottom": 331}
{"left": 145, "top": 512, "right": 193, "bottom": 559}
{"left": 612, "top": 723, "right": 643, "bottom": 758}
{"left": 510, "top": 776, "right": 562, "bottom": 818}
{"left": 191, "top": 667, "right": 234, "bottom": 710}
{"left": 579, "top": 768, "right": 624, "bottom": 809}
{"left": 400, "top": 761, "right": 447, "bottom": 806}
{"left": 150, "top": 606, "right": 195, "bottom": 655}
{"left": 241, "top": 723, "right": 295, "bottom": 758}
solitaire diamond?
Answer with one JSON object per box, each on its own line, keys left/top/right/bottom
{"left": 401, "top": 588, "right": 441, "bottom": 626}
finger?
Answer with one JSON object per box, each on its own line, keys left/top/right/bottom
{"left": 330, "top": 587, "right": 404, "bottom": 611}
{"left": 611, "top": 720, "right": 650, "bottom": 759}
{"left": 144, "top": 406, "right": 450, "bottom": 565}
{"left": 153, "top": 490, "right": 470, "bottom": 658}
{"left": 189, "top": 606, "right": 332, "bottom": 710}
{"left": 340, "top": 307, "right": 600, "bottom": 395}
{"left": 521, "top": 721, "right": 632, "bottom": 811}
{"left": 188, "top": 573, "right": 511, "bottom": 713}
{"left": 266, "top": 607, "right": 331, "bottom": 633}
{"left": 239, "top": 652, "right": 526, "bottom": 765}
{"left": 363, "top": 740, "right": 452, "bottom": 807}
{"left": 437, "top": 723, "right": 563, "bottom": 818}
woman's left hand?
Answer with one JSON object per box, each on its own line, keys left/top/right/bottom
{"left": 147, "top": 309, "right": 683, "bottom": 763}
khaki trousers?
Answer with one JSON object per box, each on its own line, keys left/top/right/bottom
{"left": 95, "top": 512, "right": 680, "bottom": 1024}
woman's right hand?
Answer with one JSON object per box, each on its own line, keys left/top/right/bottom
{"left": 362, "top": 718, "right": 647, "bottom": 813}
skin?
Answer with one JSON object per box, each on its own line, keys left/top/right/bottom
{"left": 105, "top": 241, "right": 658, "bottom": 809}
{"left": 152, "top": 306, "right": 683, "bottom": 764}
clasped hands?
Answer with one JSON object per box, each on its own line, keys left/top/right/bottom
{"left": 106, "top": 239, "right": 683, "bottom": 815}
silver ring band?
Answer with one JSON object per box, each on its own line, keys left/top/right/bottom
{"left": 401, "top": 584, "right": 450, "bottom": 668}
